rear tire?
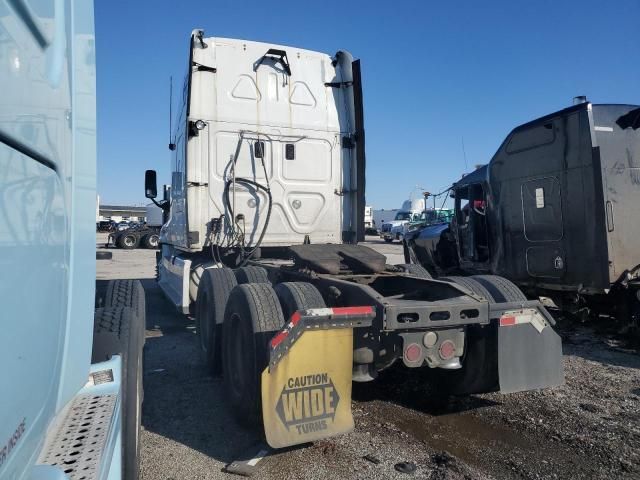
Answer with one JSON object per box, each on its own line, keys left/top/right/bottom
{"left": 395, "top": 263, "right": 432, "bottom": 279}
{"left": 141, "top": 233, "right": 160, "bottom": 249}
{"left": 195, "top": 268, "right": 237, "bottom": 376}
{"left": 440, "top": 276, "right": 494, "bottom": 301}
{"left": 471, "top": 275, "right": 527, "bottom": 302}
{"left": 431, "top": 323, "right": 498, "bottom": 395}
{"left": 384, "top": 238, "right": 393, "bottom": 243}
{"left": 274, "top": 282, "right": 326, "bottom": 320}
{"left": 432, "top": 276, "right": 498, "bottom": 395}
{"left": 93, "top": 306, "right": 144, "bottom": 480}
{"left": 222, "top": 283, "right": 284, "bottom": 426}
{"left": 105, "top": 279, "right": 146, "bottom": 322}
{"left": 120, "top": 233, "right": 139, "bottom": 250}
{"left": 234, "top": 266, "right": 269, "bottom": 284}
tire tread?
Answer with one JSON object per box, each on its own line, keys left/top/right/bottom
{"left": 234, "top": 266, "right": 269, "bottom": 284}
{"left": 244, "top": 283, "right": 285, "bottom": 332}
{"left": 471, "top": 275, "right": 527, "bottom": 303}
{"left": 441, "top": 276, "right": 494, "bottom": 302}
{"left": 196, "top": 267, "right": 237, "bottom": 375}
{"left": 274, "top": 282, "right": 325, "bottom": 320}
{"left": 93, "top": 306, "right": 144, "bottom": 480}
{"left": 222, "top": 283, "right": 284, "bottom": 426}
{"left": 105, "top": 279, "right": 146, "bottom": 322}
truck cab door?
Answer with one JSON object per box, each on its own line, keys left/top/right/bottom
{"left": 0, "top": 0, "right": 98, "bottom": 471}
{"left": 453, "top": 183, "right": 490, "bottom": 268}
{"left": 520, "top": 177, "right": 565, "bottom": 278}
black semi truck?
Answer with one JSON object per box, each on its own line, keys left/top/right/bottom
{"left": 405, "top": 99, "right": 640, "bottom": 327}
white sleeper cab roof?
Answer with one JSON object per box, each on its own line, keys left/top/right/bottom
{"left": 162, "top": 31, "right": 365, "bottom": 252}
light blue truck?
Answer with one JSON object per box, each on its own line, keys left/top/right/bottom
{"left": 0, "top": 2, "right": 144, "bottom": 479}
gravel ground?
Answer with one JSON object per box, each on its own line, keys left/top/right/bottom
{"left": 96, "top": 233, "right": 640, "bottom": 479}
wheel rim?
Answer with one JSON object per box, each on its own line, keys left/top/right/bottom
{"left": 150, "top": 235, "right": 159, "bottom": 247}
{"left": 124, "top": 236, "right": 135, "bottom": 247}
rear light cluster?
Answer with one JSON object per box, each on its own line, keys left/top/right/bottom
{"left": 499, "top": 308, "right": 548, "bottom": 334}
{"left": 404, "top": 343, "right": 422, "bottom": 363}
{"left": 438, "top": 340, "right": 456, "bottom": 360}
{"left": 403, "top": 332, "right": 458, "bottom": 364}
{"left": 500, "top": 315, "right": 516, "bottom": 326}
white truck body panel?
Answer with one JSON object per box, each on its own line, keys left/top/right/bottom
{"left": 161, "top": 35, "right": 360, "bottom": 252}
{"left": 157, "top": 246, "right": 193, "bottom": 314}
{"left": 372, "top": 209, "right": 400, "bottom": 230}
{"left": 0, "top": 2, "right": 124, "bottom": 478}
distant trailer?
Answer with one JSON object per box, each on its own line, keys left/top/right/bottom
{"left": 106, "top": 203, "right": 164, "bottom": 250}
{"left": 372, "top": 209, "right": 399, "bottom": 231}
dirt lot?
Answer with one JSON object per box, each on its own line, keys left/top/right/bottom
{"left": 96, "top": 234, "right": 640, "bottom": 480}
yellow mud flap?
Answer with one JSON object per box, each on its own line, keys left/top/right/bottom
{"left": 261, "top": 306, "right": 375, "bottom": 449}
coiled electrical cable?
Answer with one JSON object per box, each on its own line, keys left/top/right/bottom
{"left": 216, "top": 132, "right": 273, "bottom": 267}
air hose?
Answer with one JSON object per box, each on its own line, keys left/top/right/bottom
{"left": 223, "top": 176, "right": 272, "bottom": 266}
{"left": 212, "top": 131, "right": 274, "bottom": 267}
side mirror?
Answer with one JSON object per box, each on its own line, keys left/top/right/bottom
{"left": 145, "top": 170, "right": 158, "bottom": 199}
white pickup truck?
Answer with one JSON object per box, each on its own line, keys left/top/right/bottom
{"left": 379, "top": 198, "right": 426, "bottom": 242}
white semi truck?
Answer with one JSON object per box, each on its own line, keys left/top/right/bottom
{"left": 0, "top": 2, "right": 144, "bottom": 479}
{"left": 379, "top": 198, "right": 427, "bottom": 242}
{"left": 146, "top": 31, "right": 564, "bottom": 449}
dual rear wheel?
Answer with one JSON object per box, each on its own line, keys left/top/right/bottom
{"left": 196, "top": 265, "right": 528, "bottom": 412}
{"left": 115, "top": 232, "right": 159, "bottom": 249}
{"left": 194, "top": 269, "right": 325, "bottom": 425}
{"left": 141, "top": 233, "right": 160, "bottom": 249}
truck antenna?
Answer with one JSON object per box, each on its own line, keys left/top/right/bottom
{"left": 168, "top": 76, "right": 176, "bottom": 151}
{"left": 461, "top": 136, "right": 468, "bottom": 171}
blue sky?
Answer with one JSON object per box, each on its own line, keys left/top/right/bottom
{"left": 95, "top": 0, "right": 640, "bottom": 208}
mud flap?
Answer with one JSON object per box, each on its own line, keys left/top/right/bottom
{"left": 261, "top": 307, "right": 374, "bottom": 449}
{"left": 497, "top": 308, "right": 564, "bottom": 393}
